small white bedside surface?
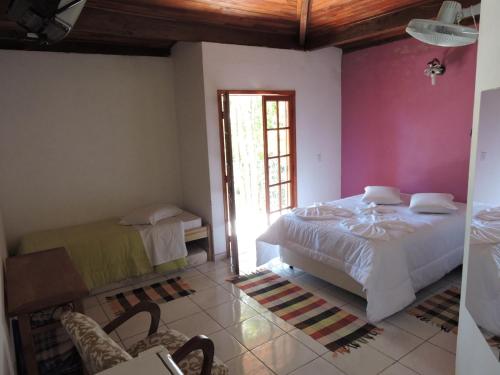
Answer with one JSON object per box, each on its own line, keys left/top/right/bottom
{"left": 97, "top": 346, "right": 183, "bottom": 374}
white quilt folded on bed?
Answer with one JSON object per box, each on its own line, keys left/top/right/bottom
{"left": 357, "top": 202, "right": 397, "bottom": 216}
{"left": 471, "top": 220, "right": 500, "bottom": 244}
{"left": 292, "top": 205, "right": 354, "bottom": 220}
{"left": 340, "top": 217, "right": 415, "bottom": 241}
{"left": 136, "top": 219, "right": 188, "bottom": 266}
{"left": 258, "top": 194, "right": 466, "bottom": 322}
{"left": 475, "top": 207, "right": 500, "bottom": 222}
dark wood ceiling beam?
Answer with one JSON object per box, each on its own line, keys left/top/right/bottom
{"left": 72, "top": 7, "right": 300, "bottom": 50}
{"left": 298, "top": 0, "right": 311, "bottom": 47}
{"left": 84, "top": 0, "right": 297, "bottom": 34}
{"left": 306, "top": 0, "right": 479, "bottom": 50}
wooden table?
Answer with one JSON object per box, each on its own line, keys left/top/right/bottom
{"left": 6, "top": 248, "right": 89, "bottom": 375}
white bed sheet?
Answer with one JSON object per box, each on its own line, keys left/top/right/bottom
{"left": 467, "top": 242, "right": 500, "bottom": 336}
{"left": 258, "top": 194, "right": 466, "bottom": 322}
{"left": 467, "top": 203, "right": 500, "bottom": 336}
{"left": 133, "top": 210, "right": 201, "bottom": 266}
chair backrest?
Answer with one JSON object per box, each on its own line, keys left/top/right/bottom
{"left": 60, "top": 311, "right": 132, "bottom": 374}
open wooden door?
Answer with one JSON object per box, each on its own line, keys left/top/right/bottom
{"left": 262, "top": 95, "right": 297, "bottom": 223}
{"left": 218, "top": 92, "right": 239, "bottom": 274}
{"left": 218, "top": 90, "right": 296, "bottom": 274}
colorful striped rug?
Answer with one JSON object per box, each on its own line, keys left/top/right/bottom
{"left": 227, "top": 269, "right": 382, "bottom": 355}
{"left": 407, "top": 287, "right": 500, "bottom": 349}
{"left": 407, "top": 287, "right": 460, "bottom": 333}
{"left": 106, "top": 276, "right": 195, "bottom": 316}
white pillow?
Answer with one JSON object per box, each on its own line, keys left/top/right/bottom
{"left": 409, "top": 193, "right": 458, "bottom": 214}
{"left": 119, "top": 203, "right": 182, "bottom": 225}
{"left": 362, "top": 186, "right": 403, "bottom": 205}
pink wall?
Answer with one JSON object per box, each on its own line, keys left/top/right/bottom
{"left": 342, "top": 37, "right": 477, "bottom": 202}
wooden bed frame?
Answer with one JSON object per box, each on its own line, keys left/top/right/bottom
{"left": 280, "top": 246, "right": 366, "bottom": 298}
{"left": 185, "top": 225, "right": 214, "bottom": 261}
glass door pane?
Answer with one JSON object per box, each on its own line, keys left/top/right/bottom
{"left": 263, "top": 95, "right": 296, "bottom": 223}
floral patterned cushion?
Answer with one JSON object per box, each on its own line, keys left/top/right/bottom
{"left": 127, "top": 329, "right": 228, "bottom": 375}
{"left": 60, "top": 311, "right": 132, "bottom": 374}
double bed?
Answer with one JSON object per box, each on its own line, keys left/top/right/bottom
{"left": 258, "top": 194, "right": 466, "bottom": 322}
{"left": 17, "top": 211, "right": 212, "bottom": 290}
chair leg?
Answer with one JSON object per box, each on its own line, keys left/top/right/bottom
{"left": 102, "top": 301, "right": 160, "bottom": 337}
{"left": 172, "top": 335, "right": 214, "bottom": 375}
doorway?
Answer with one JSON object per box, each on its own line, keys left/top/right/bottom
{"left": 218, "top": 90, "right": 297, "bottom": 274}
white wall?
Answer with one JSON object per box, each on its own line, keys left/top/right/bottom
{"left": 172, "top": 43, "right": 212, "bottom": 224}
{"left": 201, "top": 43, "right": 343, "bottom": 254}
{"left": 0, "top": 51, "right": 182, "bottom": 249}
{"left": 0, "top": 211, "right": 14, "bottom": 375}
{"left": 457, "top": 1, "right": 500, "bottom": 373}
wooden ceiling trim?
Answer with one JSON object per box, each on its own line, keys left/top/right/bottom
{"left": 298, "top": 0, "right": 311, "bottom": 47}
{"left": 0, "top": 39, "right": 175, "bottom": 56}
{"left": 306, "top": 0, "right": 479, "bottom": 50}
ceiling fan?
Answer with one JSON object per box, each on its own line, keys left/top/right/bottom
{"left": 406, "top": 1, "right": 480, "bottom": 47}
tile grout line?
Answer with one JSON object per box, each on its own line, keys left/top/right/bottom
{"left": 394, "top": 361, "right": 424, "bottom": 375}
{"left": 91, "top": 260, "right": 458, "bottom": 375}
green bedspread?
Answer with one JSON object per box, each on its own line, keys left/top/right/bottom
{"left": 18, "top": 218, "right": 187, "bottom": 290}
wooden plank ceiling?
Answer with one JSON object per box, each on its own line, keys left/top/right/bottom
{"left": 0, "top": 0, "right": 479, "bottom": 56}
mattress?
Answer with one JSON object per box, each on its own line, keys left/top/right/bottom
{"left": 258, "top": 194, "right": 466, "bottom": 322}
{"left": 160, "top": 211, "right": 202, "bottom": 231}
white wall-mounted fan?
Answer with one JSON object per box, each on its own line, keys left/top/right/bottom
{"left": 406, "top": 1, "right": 480, "bottom": 47}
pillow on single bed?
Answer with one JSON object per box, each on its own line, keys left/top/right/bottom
{"left": 119, "top": 203, "right": 182, "bottom": 225}
{"left": 409, "top": 193, "right": 458, "bottom": 214}
{"left": 362, "top": 186, "right": 403, "bottom": 205}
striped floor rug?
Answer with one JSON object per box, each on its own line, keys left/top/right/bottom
{"left": 106, "top": 276, "right": 195, "bottom": 316}
{"left": 407, "top": 287, "right": 500, "bottom": 349}
{"left": 407, "top": 287, "right": 460, "bottom": 333}
{"left": 227, "top": 269, "right": 382, "bottom": 355}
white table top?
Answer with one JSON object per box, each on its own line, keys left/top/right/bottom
{"left": 97, "top": 346, "right": 183, "bottom": 374}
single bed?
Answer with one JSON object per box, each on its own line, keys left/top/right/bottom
{"left": 258, "top": 194, "right": 466, "bottom": 322}
{"left": 17, "top": 211, "right": 212, "bottom": 290}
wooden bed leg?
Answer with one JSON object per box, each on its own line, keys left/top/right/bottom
{"left": 207, "top": 224, "right": 214, "bottom": 262}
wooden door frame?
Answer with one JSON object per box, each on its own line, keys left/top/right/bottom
{"left": 217, "top": 90, "right": 297, "bottom": 263}
{"left": 262, "top": 95, "right": 298, "bottom": 222}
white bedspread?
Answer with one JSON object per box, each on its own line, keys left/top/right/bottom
{"left": 467, "top": 242, "right": 500, "bottom": 336}
{"left": 340, "top": 217, "right": 415, "bottom": 241}
{"left": 475, "top": 206, "right": 500, "bottom": 222}
{"left": 471, "top": 220, "right": 500, "bottom": 244}
{"left": 467, "top": 203, "right": 500, "bottom": 335}
{"left": 257, "top": 195, "right": 466, "bottom": 322}
{"left": 135, "top": 219, "right": 188, "bottom": 266}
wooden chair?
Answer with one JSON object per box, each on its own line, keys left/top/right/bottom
{"left": 61, "top": 301, "right": 228, "bottom": 375}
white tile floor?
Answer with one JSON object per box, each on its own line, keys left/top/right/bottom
{"left": 83, "top": 258, "right": 462, "bottom": 375}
